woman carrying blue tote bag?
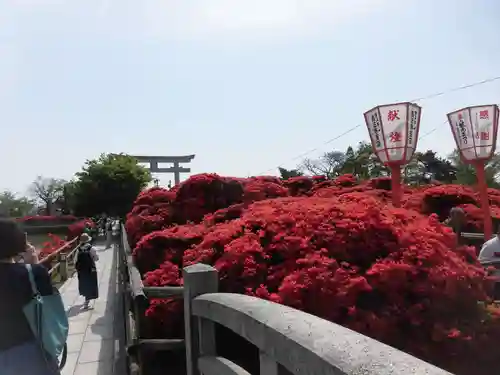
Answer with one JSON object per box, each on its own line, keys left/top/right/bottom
{"left": 23, "top": 264, "right": 69, "bottom": 368}
{"left": 0, "top": 218, "right": 68, "bottom": 375}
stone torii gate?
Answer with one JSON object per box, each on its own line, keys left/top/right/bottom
{"left": 132, "top": 154, "right": 195, "bottom": 185}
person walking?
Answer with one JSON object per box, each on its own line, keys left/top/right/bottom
{"left": 75, "top": 233, "right": 99, "bottom": 310}
{"left": 99, "top": 216, "right": 107, "bottom": 238}
{"left": 444, "top": 207, "right": 466, "bottom": 245}
{"left": 105, "top": 218, "right": 113, "bottom": 249}
{"left": 0, "top": 218, "right": 61, "bottom": 375}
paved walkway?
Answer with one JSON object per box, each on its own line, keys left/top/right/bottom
{"left": 58, "top": 243, "right": 126, "bottom": 375}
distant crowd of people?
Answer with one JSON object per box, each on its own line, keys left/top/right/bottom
{"left": 81, "top": 216, "right": 116, "bottom": 249}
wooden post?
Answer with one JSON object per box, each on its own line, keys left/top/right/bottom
{"left": 59, "top": 252, "right": 68, "bottom": 281}
{"left": 183, "top": 264, "right": 218, "bottom": 375}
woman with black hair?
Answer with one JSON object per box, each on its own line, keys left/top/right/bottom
{"left": 75, "top": 233, "right": 99, "bottom": 309}
{"left": 0, "top": 218, "right": 60, "bottom": 375}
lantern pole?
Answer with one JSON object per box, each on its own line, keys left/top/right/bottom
{"left": 390, "top": 164, "right": 402, "bottom": 207}
{"left": 474, "top": 160, "right": 493, "bottom": 239}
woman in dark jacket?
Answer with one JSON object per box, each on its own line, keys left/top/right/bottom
{"left": 0, "top": 218, "right": 60, "bottom": 375}
{"left": 75, "top": 233, "right": 99, "bottom": 309}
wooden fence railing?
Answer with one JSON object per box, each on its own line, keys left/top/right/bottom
{"left": 40, "top": 237, "right": 80, "bottom": 285}
{"left": 118, "top": 225, "right": 185, "bottom": 374}
{"left": 118, "top": 225, "right": 451, "bottom": 375}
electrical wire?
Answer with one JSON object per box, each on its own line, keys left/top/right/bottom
{"left": 257, "top": 75, "right": 500, "bottom": 175}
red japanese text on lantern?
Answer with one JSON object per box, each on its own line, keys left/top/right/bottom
{"left": 447, "top": 104, "right": 500, "bottom": 163}
{"left": 475, "top": 131, "right": 490, "bottom": 141}
{"left": 389, "top": 131, "right": 402, "bottom": 143}
{"left": 479, "top": 110, "right": 489, "bottom": 120}
{"left": 387, "top": 110, "right": 400, "bottom": 122}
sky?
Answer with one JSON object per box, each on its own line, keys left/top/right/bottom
{"left": 1, "top": 0, "right": 499, "bottom": 195}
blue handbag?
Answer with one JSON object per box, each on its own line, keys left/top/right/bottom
{"left": 22, "top": 264, "right": 69, "bottom": 363}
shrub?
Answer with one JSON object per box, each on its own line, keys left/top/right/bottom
{"left": 66, "top": 218, "right": 95, "bottom": 240}
{"left": 39, "top": 233, "right": 67, "bottom": 260}
{"left": 17, "top": 215, "right": 78, "bottom": 224}
{"left": 421, "top": 185, "right": 478, "bottom": 220}
{"left": 125, "top": 173, "right": 500, "bottom": 375}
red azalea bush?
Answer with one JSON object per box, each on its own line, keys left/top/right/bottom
{"left": 242, "top": 180, "right": 288, "bottom": 203}
{"left": 457, "top": 204, "right": 500, "bottom": 233}
{"left": 125, "top": 173, "right": 500, "bottom": 374}
{"left": 17, "top": 215, "right": 78, "bottom": 224}
{"left": 39, "top": 233, "right": 67, "bottom": 260}
{"left": 171, "top": 174, "right": 245, "bottom": 224}
{"left": 420, "top": 185, "right": 478, "bottom": 220}
{"left": 66, "top": 218, "right": 95, "bottom": 240}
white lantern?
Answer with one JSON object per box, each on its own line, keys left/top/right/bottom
{"left": 447, "top": 105, "right": 499, "bottom": 163}
{"left": 363, "top": 102, "right": 422, "bottom": 165}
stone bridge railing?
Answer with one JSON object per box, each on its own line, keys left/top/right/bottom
{"left": 182, "top": 264, "right": 451, "bottom": 375}
{"left": 119, "top": 226, "right": 451, "bottom": 375}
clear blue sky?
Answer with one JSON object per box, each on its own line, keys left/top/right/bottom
{"left": 1, "top": 0, "right": 499, "bottom": 194}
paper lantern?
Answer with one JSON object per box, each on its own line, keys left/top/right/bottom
{"left": 447, "top": 105, "right": 499, "bottom": 163}
{"left": 364, "top": 102, "right": 422, "bottom": 165}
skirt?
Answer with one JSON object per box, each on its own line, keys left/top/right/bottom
{"left": 0, "top": 340, "right": 59, "bottom": 375}
{"left": 78, "top": 270, "right": 99, "bottom": 300}
{"left": 105, "top": 231, "right": 113, "bottom": 248}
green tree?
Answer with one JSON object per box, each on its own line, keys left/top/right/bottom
{"left": 71, "top": 153, "right": 151, "bottom": 218}
{"left": 29, "top": 176, "right": 66, "bottom": 215}
{"left": 278, "top": 167, "right": 303, "bottom": 180}
{"left": 403, "top": 150, "right": 457, "bottom": 185}
{"left": 419, "top": 150, "right": 457, "bottom": 183}
{"left": 0, "top": 191, "right": 35, "bottom": 217}
{"left": 348, "top": 141, "right": 389, "bottom": 179}
{"left": 58, "top": 181, "right": 79, "bottom": 215}
{"left": 339, "top": 146, "right": 358, "bottom": 176}
{"left": 448, "top": 149, "right": 500, "bottom": 188}
{"left": 298, "top": 142, "right": 389, "bottom": 180}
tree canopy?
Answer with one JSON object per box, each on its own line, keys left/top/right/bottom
{"left": 448, "top": 149, "right": 500, "bottom": 188}
{"left": 278, "top": 167, "right": 303, "bottom": 180}
{"left": 69, "top": 153, "right": 151, "bottom": 218}
{"left": 299, "top": 142, "right": 389, "bottom": 180}
{"left": 286, "top": 143, "right": 500, "bottom": 188}
{"left": 29, "top": 176, "right": 66, "bottom": 215}
{"left": 0, "top": 191, "right": 35, "bottom": 217}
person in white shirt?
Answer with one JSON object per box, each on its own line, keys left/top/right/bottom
{"left": 478, "top": 230, "right": 500, "bottom": 262}
{"left": 479, "top": 227, "right": 500, "bottom": 300}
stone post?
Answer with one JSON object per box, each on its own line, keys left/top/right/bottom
{"left": 183, "top": 264, "right": 218, "bottom": 375}
{"left": 59, "top": 252, "right": 68, "bottom": 281}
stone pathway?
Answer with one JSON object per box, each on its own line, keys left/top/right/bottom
{"left": 59, "top": 243, "right": 126, "bottom": 375}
